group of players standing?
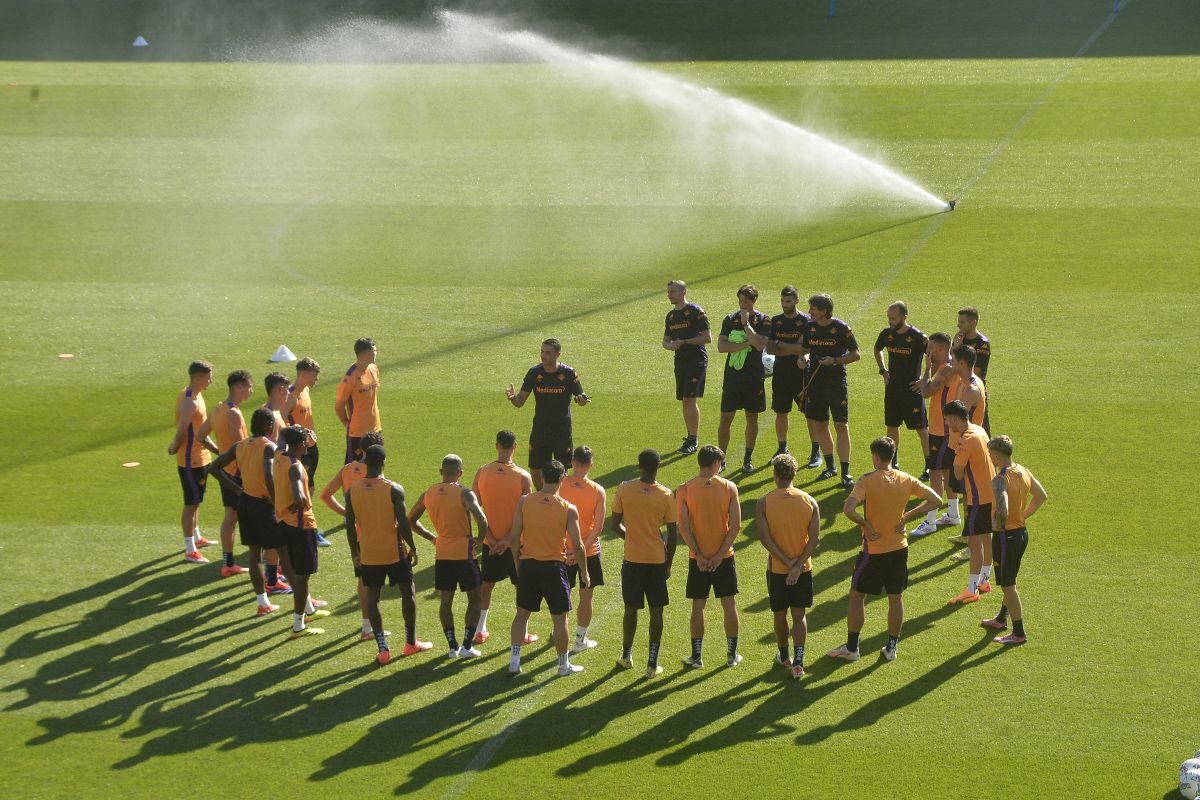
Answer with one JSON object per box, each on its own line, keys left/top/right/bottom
{"left": 166, "top": 282, "right": 1046, "bottom": 677}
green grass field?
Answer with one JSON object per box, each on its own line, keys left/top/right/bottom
{"left": 2, "top": 2, "right": 1198, "bottom": 797}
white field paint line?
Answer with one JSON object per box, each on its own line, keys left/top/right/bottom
{"left": 850, "top": 0, "right": 1129, "bottom": 323}
{"left": 438, "top": 584, "right": 624, "bottom": 800}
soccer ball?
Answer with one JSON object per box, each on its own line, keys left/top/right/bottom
{"left": 1184, "top": 759, "right": 1200, "bottom": 779}
{"left": 762, "top": 353, "right": 775, "bottom": 377}
{"left": 1180, "top": 769, "right": 1200, "bottom": 800}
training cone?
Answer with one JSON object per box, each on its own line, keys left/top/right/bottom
{"left": 133, "top": 36, "right": 148, "bottom": 47}
{"left": 269, "top": 345, "right": 297, "bottom": 363}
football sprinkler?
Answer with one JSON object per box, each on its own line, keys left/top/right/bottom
{"left": 944, "top": 199, "right": 957, "bottom": 212}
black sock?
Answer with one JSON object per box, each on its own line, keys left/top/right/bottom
{"left": 743, "top": 448, "right": 754, "bottom": 464}
{"left": 463, "top": 626, "right": 477, "bottom": 647}
{"left": 840, "top": 461, "right": 851, "bottom": 478}
{"left": 996, "top": 604, "right": 1009, "bottom": 623}
{"left": 847, "top": 631, "right": 860, "bottom": 652}
{"left": 778, "top": 644, "right": 789, "bottom": 661}
{"left": 726, "top": 636, "right": 739, "bottom": 659}
{"left": 405, "top": 625, "right": 416, "bottom": 646}
{"left": 823, "top": 454, "right": 834, "bottom": 470}
{"left": 810, "top": 441, "right": 821, "bottom": 459}
{"left": 691, "top": 638, "right": 703, "bottom": 660}
{"left": 265, "top": 563, "right": 278, "bottom": 585}
{"left": 887, "top": 635, "right": 899, "bottom": 650}
{"left": 445, "top": 629, "right": 458, "bottom": 650}
{"left": 622, "top": 645, "right": 633, "bottom": 661}
{"left": 648, "top": 641, "right": 660, "bottom": 667}
{"left": 891, "top": 455, "right": 899, "bottom": 469}
{"left": 1013, "top": 619, "right": 1026, "bottom": 637}
{"left": 778, "top": 440, "right": 788, "bottom": 451}
{"left": 375, "top": 631, "right": 388, "bottom": 651}
{"left": 223, "top": 551, "right": 234, "bottom": 568}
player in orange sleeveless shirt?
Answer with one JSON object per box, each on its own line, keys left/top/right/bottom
{"left": 912, "top": 332, "right": 961, "bottom": 537}
{"left": 945, "top": 401, "right": 998, "bottom": 605}
{"left": 677, "top": 445, "right": 743, "bottom": 668}
{"left": 611, "top": 448, "right": 678, "bottom": 678}
{"left": 286, "top": 357, "right": 331, "bottom": 547}
{"left": 258, "top": 371, "right": 301, "bottom": 590}
{"left": 830, "top": 437, "right": 941, "bottom": 662}
{"left": 319, "top": 431, "right": 383, "bottom": 639}
{"left": 498, "top": 460, "right": 589, "bottom": 677}
{"left": 756, "top": 453, "right": 820, "bottom": 679}
{"left": 409, "top": 454, "right": 491, "bottom": 658}
{"left": 210, "top": 408, "right": 285, "bottom": 616}
{"left": 273, "top": 425, "right": 331, "bottom": 638}
{"left": 980, "top": 435, "right": 1047, "bottom": 645}
{"left": 345, "top": 444, "right": 433, "bottom": 663}
{"left": 951, "top": 345, "right": 988, "bottom": 429}
{"left": 335, "top": 338, "right": 382, "bottom": 464}
{"left": 471, "top": 430, "right": 536, "bottom": 646}
{"left": 199, "top": 369, "right": 253, "bottom": 578}
{"left": 559, "top": 445, "right": 607, "bottom": 655}
{"left": 168, "top": 360, "right": 219, "bottom": 563}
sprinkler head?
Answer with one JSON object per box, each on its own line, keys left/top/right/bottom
{"left": 945, "top": 199, "right": 957, "bottom": 212}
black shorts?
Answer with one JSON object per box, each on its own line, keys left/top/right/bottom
{"left": 178, "top": 466, "right": 208, "bottom": 506}
{"left": 237, "top": 494, "right": 282, "bottom": 548}
{"left": 851, "top": 547, "right": 908, "bottom": 595}
{"left": 359, "top": 559, "right": 413, "bottom": 588}
{"left": 621, "top": 561, "right": 669, "bottom": 609}
{"left": 300, "top": 445, "right": 319, "bottom": 489}
{"left": 885, "top": 383, "right": 926, "bottom": 430}
{"left": 480, "top": 544, "right": 519, "bottom": 584}
{"left": 720, "top": 375, "right": 766, "bottom": 414}
{"left": 804, "top": 377, "right": 848, "bottom": 423}
{"left": 770, "top": 368, "right": 805, "bottom": 414}
{"left": 435, "top": 559, "right": 482, "bottom": 592}
{"left": 516, "top": 559, "right": 572, "bottom": 615}
{"left": 567, "top": 553, "right": 604, "bottom": 588}
{"left": 685, "top": 556, "right": 738, "bottom": 599}
{"left": 963, "top": 502, "right": 994, "bottom": 536}
{"left": 675, "top": 358, "right": 707, "bottom": 400}
{"left": 344, "top": 435, "right": 361, "bottom": 465}
{"left": 219, "top": 472, "right": 242, "bottom": 509}
{"left": 767, "top": 570, "right": 814, "bottom": 612}
{"left": 992, "top": 527, "right": 1028, "bottom": 587}
{"left": 928, "top": 435, "right": 955, "bottom": 471}
{"left": 528, "top": 436, "right": 572, "bottom": 472}
{"left": 280, "top": 523, "right": 319, "bottom": 576}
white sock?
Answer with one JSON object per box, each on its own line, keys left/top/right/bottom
{"left": 256, "top": 592, "right": 268, "bottom": 606}
{"left": 477, "top": 608, "right": 489, "bottom": 633}
{"left": 980, "top": 565, "right": 992, "bottom": 583}
{"left": 968, "top": 574, "right": 979, "bottom": 594}
{"left": 925, "top": 510, "right": 937, "bottom": 524}
{"left": 293, "top": 613, "right": 305, "bottom": 632}
{"left": 193, "top": 526, "right": 202, "bottom": 537}
{"left": 557, "top": 652, "right": 569, "bottom": 668}
{"left": 575, "top": 625, "right": 588, "bottom": 643}
{"left": 949, "top": 498, "right": 960, "bottom": 517}
{"left": 184, "top": 535, "right": 197, "bottom": 553}
{"left": 362, "top": 618, "right": 372, "bottom": 633}
{"left": 305, "top": 596, "right": 316, "bottom": 615}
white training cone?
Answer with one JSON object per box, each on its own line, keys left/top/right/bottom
{"left": 133, "top": 36, "right": 149, "bottom": 47}
{"left": 269, "top": 345, "right": 297, "bottom": 363}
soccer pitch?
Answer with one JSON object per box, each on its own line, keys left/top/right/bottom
{"left": 1, "top": 1, "right": 1198, "bottom": 797}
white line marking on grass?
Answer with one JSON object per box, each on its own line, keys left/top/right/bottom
{"left": 851, "top": 0, "right": 1129, "bottom": 321}
{"left": 437, "top": 589, "right": 623, "bottom": 800}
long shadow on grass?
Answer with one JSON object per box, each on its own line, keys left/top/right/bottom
{"left": 556, "top": 601, "right": 963, "bottom": 774}
{"left": 794, "top": 631, "right": 1009, "bottom": 745}
{"left": 309, "top": 660, "right": 572, "bottom": 789}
